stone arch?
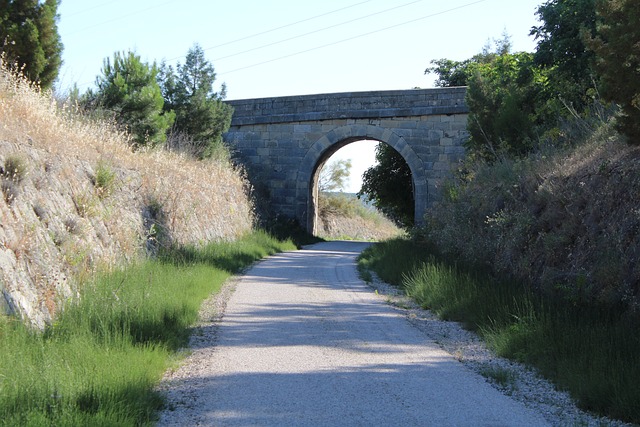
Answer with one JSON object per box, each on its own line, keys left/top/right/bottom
{"left": 296, "top": 124, "right": 427, "bottom": 234}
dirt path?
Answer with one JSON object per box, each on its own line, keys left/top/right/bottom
{"left": 158, "top": 241, "right": 549, "bottom": 426}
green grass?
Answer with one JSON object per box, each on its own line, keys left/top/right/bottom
{"left": 92, "top": 160, "right": 117, "bottom": 198}
{"left": 358, "top": 237, "right": 640, "bottom": 424}
{"left": 0, "top": 230, "right": 296, "bottom": 426}
{"left": 478, "top": 366, "right": 517, "bottom": 390}
{"left": 356, "top": 237, "right": 435, "bottom": 286}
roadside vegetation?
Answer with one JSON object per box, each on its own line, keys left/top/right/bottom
{"left": 317, "top": 192, "right": 402, "bottom": 241}
{"left": 360, "top": 1, "right": 640, "bottom": 423}
{"left": 0, "top": 231, "right": 296, "bottom": 426}
{"left": 359, "top": 233, "right": 640, "bottom": 424}
{"left": 3, "top": 0, "right": 639, "bottom": 424}
{"left": 0, "top": 11, "right": 310, "bottom": 424}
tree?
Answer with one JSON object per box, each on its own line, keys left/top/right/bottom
{"left": 358, "top": 144, "right": 414, "bottom": 228}
{"left": 86, "top": 51, "right": 174, "bottom": 148}
{"left": 425, "top": 33, "right": 513, "bottom": 87}
{"left": 585, "top": 0, "right": 640, "bottom": 144}
{"left": 428, "top": 35, "right": 546, "bottom": 161}
{"left": 465, "top": 51, "right": 547, "bottom": 160}
{"left": 158, "top": 44, "right": 233, "bottom": 159}
{"left": 530, "top": 0, "right": 597, "bottom": 109}
{"left": 0, "top": 0, "right": 63, "bottom": 89}
{"left": 426, "top": 58, "right": 476, "bottom": 88}
{"left": 319, "top": 158, "right": 352, "bottom": 193}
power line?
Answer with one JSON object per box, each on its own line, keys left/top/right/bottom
{"left": 66, "top": 0, "right": 488, "bottom": 90}
{"left": 166, "top": 0, "right": 374, "bottom": 62}
{"left": 65, "top": 1, "right": 374, "bottom": 89}
{"left": 220, "top": 0, "right": 490, "bottom": 76}
{"left": 210, "top": 0, "right": 424, "bottom": 63}
{"left": 62, "top": 0, "right": 183, "bottom": 36}
{"left": 63, "top": 0, "right": 125, "bottom": 19}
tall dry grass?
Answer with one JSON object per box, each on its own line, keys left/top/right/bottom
{"left": 0, "top": 60, "right": 254, "bottom": 326}
{"left": 0, "top": 61, "right": 253, "bottom": 244}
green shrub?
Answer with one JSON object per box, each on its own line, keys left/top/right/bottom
{"left": 2, "top": 155, "right": 28, "bottom": 183}
{"left": 92, "top": 160, "right": 116, "bottom": 198}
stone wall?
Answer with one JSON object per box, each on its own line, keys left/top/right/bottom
{"left": 225, "top": 88, "right": 469, "bottom": 231}
{"left": 229, "top": 87, "right": 467, "bottom": 125}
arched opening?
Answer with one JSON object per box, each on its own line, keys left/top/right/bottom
{"left": 309, "top": 137, "right": 364, "bottom": 235}
{"left": 297, "top": 124, "right": 427, "bottom": 235}
{"left": 312, "top": 139, "right": 380, "bottom": 239}
{"left": 308, "top": 138, "right": 416, "bottom": 237}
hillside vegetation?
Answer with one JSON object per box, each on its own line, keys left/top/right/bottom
{"left": 317, "top": 193, "right": 403, "bottom": 241}
{"left": 427, "top": 122, "right": 640, "bottom": 314}
{"left": 0, "top": 62, "right": 254, "bottom": 327}
{"left": 359, "top": 112, "right": 640, "bottom": 424}
{"left": 358, "top": 2, "right": 640, "bottom": 421}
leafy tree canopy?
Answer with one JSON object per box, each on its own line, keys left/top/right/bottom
{"left": 586, "top": 0, "right": 640, "bottom": 144}
{"left": 358, "top": 143, "right": 414, "bottom": 228}
{"left": 530, "top": 0, "right": 597, "bottom": 108}
{"left": 425, "top": 33, "right": 512, "bottom": 87}
{"left": 0, "top": 0, "right": 63, "bottom": 89}
{"left": 465, "top": 51, "right": 549, "bottom": 160}
{"left": 428, "top": 34, "right": 548, "bottom": 161}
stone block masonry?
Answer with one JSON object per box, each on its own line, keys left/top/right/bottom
{"left": 225, "top": 88, "right": 469, "bottom": 233}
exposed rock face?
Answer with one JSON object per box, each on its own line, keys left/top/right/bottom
{"left": 0, "top": 139, "right": 254, "bottom": 328}
{"left": 0, "top": 69, "right": 254, "bottom": 327}
{"left": 1, "top": 141, "right": 137, "bottom": 327}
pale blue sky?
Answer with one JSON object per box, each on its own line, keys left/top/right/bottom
{"left": 56, "top": 0, "right": 545, "bottom": 192}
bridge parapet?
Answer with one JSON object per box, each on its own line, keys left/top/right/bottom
{"left": 224, "top": 88, "right": 469, "bottom": 232}
{"left": 228, "top": 87, "right": 468, "bottom": 126}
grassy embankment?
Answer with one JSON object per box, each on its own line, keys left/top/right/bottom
{"left": 317, "top": 192, "right": 403, "bottom": 241}
{"left": 0, "top": 231, "right": 296, "bottom": 426}
{"left": 359, "top": 122, "right": 640, "bottom": 424}
{"left": 360, "top": 238, "right": 640, "bottom": 424}
{"left": 0, "top": 59, "right": 304, "bottom": 424}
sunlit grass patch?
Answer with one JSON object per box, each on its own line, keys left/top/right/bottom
{"left": 0, "top": 231, "right": 294, "bottom": 426}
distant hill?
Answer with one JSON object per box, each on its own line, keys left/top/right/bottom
{"left": 317, "top": 192, "right": 401, "bottom": 241}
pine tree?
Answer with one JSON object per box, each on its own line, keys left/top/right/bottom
{"left": 159, "top": 44, "right": 233, "bottom": 159}
{"left": 88, "top": 51, "right": 175, "bottom": 148}
{"left": 0, "top": 0, "right": 63, "bottom": 89}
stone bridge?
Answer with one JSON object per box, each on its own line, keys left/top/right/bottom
{"left": 224, "top": 87, "right": 469, "bottom": 233}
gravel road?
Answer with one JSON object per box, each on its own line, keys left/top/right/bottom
{"left": 157, "top": 241, "right": 588, "bottom": 426}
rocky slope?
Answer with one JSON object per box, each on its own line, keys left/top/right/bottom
{"left": 0, "top": 66, "right": 254, "bottom": 328}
